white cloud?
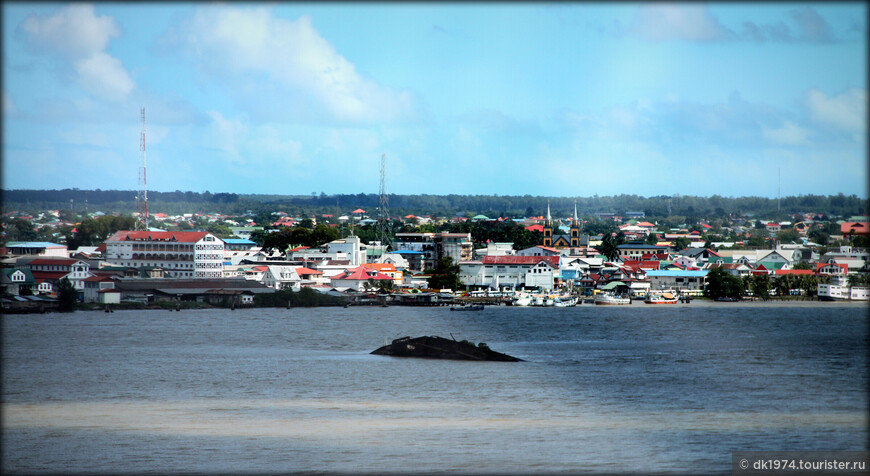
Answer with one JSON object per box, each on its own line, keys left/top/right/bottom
{"left": 73, "top": 52, "right": 135, "bottom": 102}
{"left": 628, "top": 4, "right": 736, "bottom": 42}
{"left": 762, "top": 121, "right": 812, "bottom": 146}
{"left": 20, "top": 4, "right": 118, "bottom": 59}
{"left": 173, "top": 7, "right": 417, "bottom": 124}
{"left": 19, "top": 4, "right": 135, "bottom": 102}
{"left": 806, "top": 88, "right": 866, "bottom": 134}
{"left": 207, "top": 111, "right": 248, "bottom": 159}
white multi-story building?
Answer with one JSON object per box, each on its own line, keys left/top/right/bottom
{"left": 459, "top": 255, "right": 560, "bottom": 291}
{"left": 104, "top": 231, "right": 226, "bottom": 278}
{"left": 326, "top": 236, "right": 366, "bottom": 267}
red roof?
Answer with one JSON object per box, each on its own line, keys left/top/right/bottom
{"left": 295, "top": 267, "right": 322, "bottom": 275}
{"left": 352, "top": 209, "right": 366, "bottom": 214}
{"left": 840, "top": 222, "right": 870, "bottom": 235}
{"left": 482, "top": 255, "right": 559, "bottom": 267}
{"left": 328, "top": 267, "right": 393, "bottom": 281}
{"left": 107, "top": 231, "right": 209, "bottom": 243}
{"left": 31, "top": 271, "right": 68, "bottom": 280}
{"left": 84, "top": 275, "right": 115, "bottom": 282}
{"left": 816, "top": 262, "right": 849, "bottom": 274}
{"left": 28, "top": 258, "right": 79, "bottom": 266}
{"left": 525, "top": 224, "right": 544, "bottom": 232}
{"left": 774, "top": 269, "right": 815, "bottom": 275}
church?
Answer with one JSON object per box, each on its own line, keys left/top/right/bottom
{"left": 543, "top": 201, "right": 583, "bottom": 248}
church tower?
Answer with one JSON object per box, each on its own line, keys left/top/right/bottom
{"left": 543, "top": 201, "right": 553, "bottom": 247}
{"left": 570, "top": 201, "right": 580, "bottom": 247}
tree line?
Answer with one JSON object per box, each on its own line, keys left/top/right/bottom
{"left": 3, "top": 189, "right": 867, "bottom": 220}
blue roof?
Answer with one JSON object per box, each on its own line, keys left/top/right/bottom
{"left": 389, "top": 250, "right": 424, "bottom": 255}
{"left": 6, "top": 242, "right": 65, "bottom": 248}
{"left": 646, "top": 270, "right": 709, "bottom": 277}
{"left": 223, "top": 239, "right": 256, "bottom": 244}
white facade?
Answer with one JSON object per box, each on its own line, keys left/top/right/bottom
{"left": 104, "top": 231, "right": 225, "bottom": 279}
{"left": 261, "top": 265, "right": 303, "bottom": 291}
{"left": 327, "top": 236, "right": 366, "bottom": 267}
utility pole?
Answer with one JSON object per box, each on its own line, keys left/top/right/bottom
{"left": 137, "top": 107, "right": 149, "bottom": 231}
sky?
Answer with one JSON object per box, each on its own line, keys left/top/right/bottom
{"left": 2, "top": 2, "right": 867, "bottom": 199}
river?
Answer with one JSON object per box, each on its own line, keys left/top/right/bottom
{"left": 2, "top": 301, "right": 867, "bottom": 473}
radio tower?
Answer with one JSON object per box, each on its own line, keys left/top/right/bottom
{"left": 137, "top": 107, "right": 149, "bottom": 231}
{"left": 376, "top": 153, "right": 392, "bottom": 250}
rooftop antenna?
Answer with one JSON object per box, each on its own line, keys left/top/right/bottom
{"left": 376, "top": 153, "right": 391, "bottom": 250}
{"left": 137, "top": 107, "right": 149, "bottom": 231}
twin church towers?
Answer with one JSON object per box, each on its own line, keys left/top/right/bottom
{"left": 542, "top": 201, "right": 582, "bottom": 248}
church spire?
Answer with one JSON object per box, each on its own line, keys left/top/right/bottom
{"left": 546, "top": 201, "right": 551, "bottom": 222}
{"left": 570, "top": 200, "right": 580, "bottom": 247}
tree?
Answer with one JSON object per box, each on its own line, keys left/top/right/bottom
{"left": 595, "top": 234, "right": 620, "bottom": 262}
{"left": 750, "top": 274, "right": 771, "bottom": 300}
{"left": 776, "top": 228, "right": 801, "bottom": 244}
{"left": 425, "top": 256, "right": 462, "bottom": 291}
{"left": 673, "top": 237, "right": 690, "bottom": 251}
{"left": 705, "top": 267, "right": 742, "bottom": 300}
{"left": 57, "top": 277, "right": 77, "bottom": 312}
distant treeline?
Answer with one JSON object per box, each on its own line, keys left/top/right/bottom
{"left": 2, "top": 189, "right": 867, "bottom": 220}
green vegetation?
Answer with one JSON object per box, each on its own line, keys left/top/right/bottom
{"left": 3, "top": 189, "right": 866, "bottom": 221}
{"left": 255, "top": 287, "right": 349, "bottom": 307}
{"left": 704, "top": 267, "right": 743, "bottom": 300}
{"left": 56, "top": 278, "right": 77, "bottom": 312}
{"left": 425, "top": 256, "right": 462, "bottom": 290}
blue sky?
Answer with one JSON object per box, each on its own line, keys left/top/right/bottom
{"left": 3, "top": 2, "right": 866, "bottom": 198}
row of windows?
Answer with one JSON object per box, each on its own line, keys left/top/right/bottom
{"left": 196, "top": 254, "right": 223, "bottom": 260}
{"left": 195, "top": 262, "right": 222, "bottom": 268}
{"left": 195, "top": 244, "right": 224, "bottom": 250}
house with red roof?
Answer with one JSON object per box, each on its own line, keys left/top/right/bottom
{"left": 840, "top": 222, "right": 870, "bottom": 238}
{"left": 328, "top": 266, "right": 394, "bottom": 291}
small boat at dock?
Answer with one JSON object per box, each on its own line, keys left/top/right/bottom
{"left": 644, "top": 292, "right": 679, "bottom": 304}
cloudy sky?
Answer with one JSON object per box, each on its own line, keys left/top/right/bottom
{"left": 2, "top": 3, "right": 866, "bottom": 198}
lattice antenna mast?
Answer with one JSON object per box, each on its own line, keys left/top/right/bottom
{"left": 376, "top": 153, "right": 392, "bottom": 250}
{"left": 137, "top": 107, "right": 149, "bottom": 231}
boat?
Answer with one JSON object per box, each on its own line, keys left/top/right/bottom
{"left": 450, "top": 304, "right": 484, "bottom": 311}
{"left": 553, "top": 296, "right": 578, "bottom": 307}
{"left": 593, "top": 292, "right": 631, "bottom": 305}
{"left": 512, "top": 295, "right": 532, "bottom": 306}
{"left": 644, "top": 292, "right": 679, "bottom": 304}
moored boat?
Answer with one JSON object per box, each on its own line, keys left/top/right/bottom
{"left": 593, "top": 292, "right": 631, "bottom": 305}
{"left": 644, "top": 292, "right": 679, "bottom": 304}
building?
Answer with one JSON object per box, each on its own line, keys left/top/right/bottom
{"left": 542, "top": 202, "right": 583, "bottom": 248}
{"left": 362, "top": 263, "right": 402, "bottom": 286}
{"left": 616, "top": 244, "right": 670, "bottom": 260}
{"left": 25, "top": 257, "right": 93, "bottom": 293}
{"left": 3, "top": 242, "right": 68, "bottom": 257}
{"left": 326, "top": 235, "right": 366, "bottom": 267}
{"left": 392, "top": 232, "right": 472, "bottom": 270}
{"left": 645, "top": 270, "right": 709, "bottom": 295}
{"left": 83, "top": 276, "right": 118, "bottom": 303}
{"left": 1, "top": 268, "right": 36, "bottom": 295}
{"left": 104, "top": 231, "right": 226, "bottom": 278}
{"left": 223, "top": 239, "right": 257, "bottom": 251}
{"left": 459, "top": 255, "right": 560, "bottom": 291}
{"left": 327, "top": 266, "right": 394, "bottom": 292}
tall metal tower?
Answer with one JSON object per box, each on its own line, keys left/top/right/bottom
{"left": 376, "top": 153, "right": 392, "bottom": 250}
{"left": 137, "top": 107, "right": 149, "bottom": 231}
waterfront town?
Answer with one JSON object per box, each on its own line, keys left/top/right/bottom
{"left": 2, "top": 203, "right": 869, "bottom": 312}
